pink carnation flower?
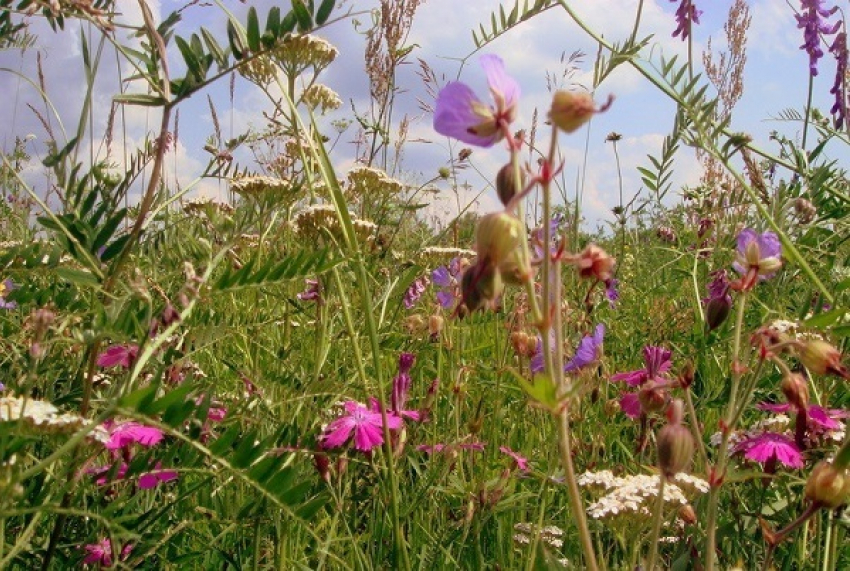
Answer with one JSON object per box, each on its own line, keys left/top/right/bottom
{"left": 96, "top": 344, "right": 139, "bottom": 368}
{"left": 735, "top": 432, "right": 803, "bottom": 469}
{"left": 82, "top": 538, "right": 132, "bottom": 566}
{"left": 103, "top": 421, "right": 164, "bottom": 450}
{"left": 320, "top": 401, "right": 403, "bottom": 452}
{"left": 499, "top": 446, "right": 530, "bottom": 472}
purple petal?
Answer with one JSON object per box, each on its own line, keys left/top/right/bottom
{"left": 757, "top": 402, "right": 791, "bottom": 414}
{"left": 611, "top": 369, "right": 647, "bottom": 387}
{"left": 434, "top": 83, "right": 497, "bottom": 147}
{"left": 480, "top": 54, "right": 520, "bottom": 112}
{"left": 432, "top": 266, "right": 452, "bottom": 288}
{"left": 757, "top": 231, "right": 781, "bottom": 259}
{"left": 807, "top": 406, "right": 842, "bottom": 430}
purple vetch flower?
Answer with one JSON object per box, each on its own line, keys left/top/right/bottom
{"left": 404, "top": 275, "right": 429, "bottom": 309}
{"left": 731, "top": 228, "right": 782, "bottom": 291}
{"left": 796, "top": 0, "right": 840, "bottom": 76}
{"left": 670, "top": 0, "right": 702, "bottom": 40}
{"left": 297, "top": 278, "right": 321, "bottom": 303}
{"left": 320, "top": 400, "right": 403, "bottom": 452}
{"left": 565, "top": 324, "right": 605, "bottom": 373}
{"left": 604, "top": 278, "right": 619, "bottom": 308}
{"left": 392, "top": 352, "right": 416, "bottom": 414}
{"left": 433, "top": 54, "right": 520, "bottom": 147}
{"left": 829, "top": 31, "right": 847, "bottom": 128}
{"left": 432, "top": 257, "right": 464, "bottom": 309}
{"left": 703, "top": 270, "right": 732, "bottom": 331}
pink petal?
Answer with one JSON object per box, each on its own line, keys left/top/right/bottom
{"left": 807, "top": 406, "right": 842, "bottom": 430}
{"left": 619, "top": 392, "right": 642, "bottom": 419}
{"left": 352, "top": 422, "right": 384, "bottom": 451}
{"left": 320, "top": 417, "right": 355, "bottom": 449}
{"left": 611, "top": 370, "right": 647, "bottom": 387}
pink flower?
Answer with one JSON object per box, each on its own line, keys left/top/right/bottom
{"left": 82, "top": 538, "right": 132, "bottom": 566}
{"left": 619, "top": 392, "right": 642, "bottom": 419}
{"left": 320, "top": 401, "right": 403, "bottom": 452}
{"left": 103, "top": 421, "right": 164, "bottom": 450}
{"left": 499, "top": 446, "right": 530, "bottom": 472}
{"left": 611, "top": 346, "right": 672, "bottom": 387}
{"left": 735, "top": 432, "right": 803, "bottom": 469}
{"left": 138, "top": 462, "right": 179, "bottom": 489}
{"left": 96, "top": 344, "right": 139, "bottom": 368}
{"left": 756, "top": 402, "right": 846, "bottom": 431}
{"left": 433, "top": 55, "right": 519, "bottom": 147}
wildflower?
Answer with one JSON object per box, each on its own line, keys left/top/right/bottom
{"left": 391, "top": 353, "right": 417, "bottom": 417}
{"left": 0, "top": 278, "right": 16, "bottom": 309}
{"left": 82, "top": 538, "right": 132, "bottom": 567}
{"left": 731, "top": 228, "right": 782, "bottom": 291}
{"left": 612, "top": 346, "right": 673, "bottom": 387}
{"left": 138, "top": 462, "right": 179, "bottom": 489}
{"left": 565, "top": 324, "right": 605, "bottom": 373}
{"left": 301, "top": 83, "right": 343, "bottom": 113}
{"left": 796, "top": 0, "right": 840, "bottom": 76}
{"left": 734, "top": 432, "right": 804, "bottom": 469}
{"left": 433, "top": 54, "right": 520, "bottom": 147}
{"left": 96, "top": 344, "right": 139, "bottom": 369}
{"left": 495, "top": 163, "right": 525, "bottom": 206}
{"left": 670, "top": 1, "right": 702, "bottom": 40}
{"left": 0, "top": 395, "right": 85, "bottom": 432}
{"left": 403, "top": 275, "right": 429, "bottom": 309}
{"left": 102, "top": 421, "right": 164, "bottom": 450}
{"left": 604, "top": 278, "right": 619, "bottom": 308}
{"left": 499, "top": 445, "right": 530, "bottom": 472}
{"left": 89, "top": 461, "right": 177, "bottom": 489}
{"left": 297, "top": 279, "right": 321, "bottom": 303}
{"left": 346, "top": 166, "right": 403, "bottom": 197}
{"left": 460, "top": 258, "right": 503, "bottom": 312}
{"left": 320, "top": 400, "right": 403, "bottom": 452}
{"left": 829, "top": 32, "right": 848, "bottom": 127}
{"left": 573, "top": 244, "right": 615, "bottom": 282}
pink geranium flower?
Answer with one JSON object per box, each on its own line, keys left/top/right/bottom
{"left": 96, "top": 344, "right": 139, "bottom": 368}
{"left": 320, "top": 401, "right": 403, "bottom": 452}
{"left": 735, "top": 432, "right": 803, "bottom": 469}
{"left": 82, "top": 538, "right": 132, "bottom": 566}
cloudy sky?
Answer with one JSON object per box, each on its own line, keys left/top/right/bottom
{"left": 0, "top": 1, "right": 842, "bottom": 229}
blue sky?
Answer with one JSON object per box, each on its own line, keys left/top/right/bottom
{"left": 0, "top": 1, "right": 842, "bottom": 229}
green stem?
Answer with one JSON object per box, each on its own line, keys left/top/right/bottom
{"left": 802, "top": 72, "right": 814, "bottom": 151}
{"left": 645, "top": 476, "right": 666, "bottom": 570}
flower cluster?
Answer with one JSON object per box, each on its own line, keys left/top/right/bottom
{"left": 796, "top": 0, "right": 840, "bottom": 76}
{"left": 670, "top": 1, "right": 702, "bottom": 40}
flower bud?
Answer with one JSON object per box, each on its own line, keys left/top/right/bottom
{"left": 780, "top": 372, "right": 809, "bottom": 410}
{"left": 428, "top": 314, "right": 444, "bottom": 338}
{"left": 678, "top": 504, "right": 697, "bottom": 526}
{"left": 475, "top": 212, "right": 524, "bottom": 267}
{"left": 798, "top": 339, "right": 848, "bottom": 378}
{"left": 657, "top": 409, "right": 694, "bottom": 479}
{"left": 705, "top": 296, "right": 732, "bottom": 332}
{"left": 549, "top": 90, "right": 596, "bottom": 133}
{"left": 574, "top": 244, "right": 615, "bottom": 282}
{"left": 805, "top": 461, "right": 850, "bottom": 509}
{"left": 495, "top": 163, "right": 526, "bottom": 206}
{"left": 638, "top": 384, "right": 668, "bottom": 415}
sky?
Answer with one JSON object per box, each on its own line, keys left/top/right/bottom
{"left": 0, "top": 0, "right": 843, "bottom": 231}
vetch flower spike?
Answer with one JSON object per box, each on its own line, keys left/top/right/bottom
{"left": 434, "top": 55, "right": 519, "bottom": 147}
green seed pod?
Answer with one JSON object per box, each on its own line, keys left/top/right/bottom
{"left": 805, "top": 461, "right": 850, "bottom": 509}
{"left": 495, "top": 164, "right": 525, "bottom": 207}
{"left": 475, "top": 212, "right": 524, "bottom": 268}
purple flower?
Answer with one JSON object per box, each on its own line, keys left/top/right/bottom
{"left": 796, "top": 0, "right": 840, "bottom": 76}
{"left": 565, "top": 324, "right": 605, "bottom": 372}
{"left": 432, "top": 257, "right": 464, "bottom": 309}
{"left": 670, "top": 1, "right": 702, "bottom": 40}
{"left": 734, "top": 432, "right": 803, "bottom": 469}
{"left": 731, "top": 228, "right": 782, "bottom": 290}
{"left": 297, "top": 279, "right": 321, "bottom": 302}
{"left": 138, "top": 462, "right": 179, "bottom": 489}
{"left": 89, "top": 461, "right": 177, "bottom": 489}
{"left": 404, "top": 275, "right": 429, "bottom": 309}
{"left": 704, "top": 270, "right": 732, "bottom": 331}
{"left": 391, "top": 352, "right": 416, "bottom": 415}
{"left": 604, "top": 278, "right": 619, "bottom": 308}
{"left": 434, "top": 55, "right": 520, "bottom": 147}
{"left": 96, "top": 344, "right": 139, "bottom": 369}
{"left": 82, "top": 538, "right": 132, "bottom": 567}
{"left": 829, "top": 32, "right": 847, "bottom": 127}
{"left": 0, "top": 278, "right": 17, "bottom": 309}
{"left": 320, "top": 400, "right": 403, "bottom": 452}
{"left": 611, "top": 346, "right": 672, "bottom": 387}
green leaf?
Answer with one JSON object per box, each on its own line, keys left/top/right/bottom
{"left": 54, "top": 267, "right": 100, "bottom": 288}
{"left": 201, "top": 28, "right": 228, "bottom": 68}
{"left": 92, "top": 209, "right": 127, "bottom": 252}
{"left": 175, "top": 35, "right": 204, "bottom": 82}
{"left": 100, "top": 234, "right": 132, "bottom": 262}
{"left": 804, "top": 308, "right": 847, "bottom": 328}
{"left": 265, "top": 6, "right": 281, "bottom": 37}
{"left": 43, "top": 136, "right": 78, "bottom": 168}
{"left": 246, "top": 7, "right": 261, "bottom": 52}
{"left": 227, "top": 20, "right": 246, "bottom": 60}
{"left": 280, "top": 10, "right": 297, "bottom": 34}
{"left": 291, "top": 0, "right": 312, "bottom": 31}
{"left": 507, "top": 369, "right": 561, "bottom": 414}
{"left": 315, "top": 0, "right": 335, "bottom": 25}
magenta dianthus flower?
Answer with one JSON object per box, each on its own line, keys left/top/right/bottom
{"left": 499, "top": 445, "right": 530, "bottom": 472}
{"left": 96, "top": 344, "right": 139, "bottom": 369}
{"left": 320, "top": 400, "right": 403, "bottom": 452}
{"left": 611, "top": 346, "right": 672, "bottom": 387}
{"left": 83, "top": 538, "right": 132, "bottom": 566}
{"left": 434, "top": 55, "right": 519, "bottom": 147}
{"left": 735, "top": 432, "right": 803, "bottom": 469}
{"left": 103, "top": 421, "right": 164, "bottom": 450}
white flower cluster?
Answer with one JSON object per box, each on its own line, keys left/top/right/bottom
{"left": 230, "top": 176, "right": 293, "bottom": 198}
{"left": 0, "top": 395, "right": 85, "bottom": 433}
{"left": 512, "top": 523, "right": 567, "bottom": 564}
{"left": 578, "top": 470, "right": 708, "bottom": 524}
{"left": 273, "top": 34, "right": 338, "bottom": 71}
{"left": 302, "top": 84, "right": 342, "bottom": 113}
{"left": 293, "top": 204, "right": 376, "bottom": 243}
{"left": 183, "top": 195, "right": 234, "bottom": 216}
{"left": 346, "top": 166, "right": 403, "bottom": 198}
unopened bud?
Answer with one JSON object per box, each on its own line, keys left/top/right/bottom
{"left": 476, "top": 212, "right": 524, "bottom": 267}
{"left": 495, "top": 164, "right": 525, "bottom": 206}
{"left": 798, "top": 339, "right": 848, "bottom": 378}
{"left": 313, "top": 452, "right": 330, "bottom": 483}
{"left": 705, "top": 296, "right": 732, "bottom": 332}
{"left": 805, "top": 461, "right": 850, "bottom": 509}
{"left": 549, "top": 91, "right": 596, "bottom": 133}
{"left": 678, "top": 504, "right": 697, "bottom": 525}
{"left": 780, "top": 373, "right": 809, "bottom": 410}
{"left": 657, "top": 403, "right": 694, "bottom": 479}
{"left": 638, "top": 384, "right": 668, "bottom": 415}
{"left": 428, "top": 314, "right": 444, "bottom": 338}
